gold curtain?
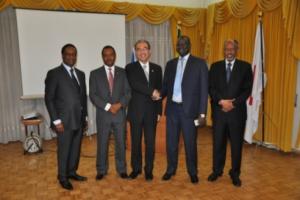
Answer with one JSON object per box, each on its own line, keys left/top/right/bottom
{"left": 170, "top": 8, "right": 206, "bottom": 58}
{"left": 282, "top": 0, "right": 300, "bottom": 59}
{"left": 0, "top": 0, "right": 206, "bottom": 57}
{"left": 207, "top": 3, "right": 297, "bottom": 152}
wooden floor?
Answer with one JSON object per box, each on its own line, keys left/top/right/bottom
{"left": 0, "top": 127, "right": 300, "bottom": 200}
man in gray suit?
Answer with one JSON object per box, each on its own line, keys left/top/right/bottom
{"left": 89, "top": 45, "right": 131, "bottom": 180}
{"left": 45, "top": 44, "right": 88, "bottom": 190}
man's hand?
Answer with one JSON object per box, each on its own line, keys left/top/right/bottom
{"left": 157, "top": 115, "right": 161, "bottom": 122}
{"left": 152, "top": 89, "right": 161, "bottom": 101}
{"left": 219, "top": 99, "right": 235, "bottom": 112}
{"left": 109, "top": 103, "right": 122, "bottom": 114}
{"left": 198, "top": 115, "right": 206, "bottom": 128}
{"left": 55, "top": 123, "right": 64, "bottom": 133}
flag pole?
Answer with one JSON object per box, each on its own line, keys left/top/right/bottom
{"left": 258, "top": 11, "right": 265, "bottom": 143}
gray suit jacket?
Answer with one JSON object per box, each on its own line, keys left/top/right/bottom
{"left": 89, "top": 66, "right": 131, "bottom": 124}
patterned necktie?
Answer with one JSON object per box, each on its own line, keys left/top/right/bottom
{"left": 226, "top": 62, "right": 232, "bottom": 83}
{"left": 70, "top": 68, "right": 80, "bottom": 92}
{"left": 142, "top": 64, "right": 149, "bottom": 82}
{"left": 108, "top": 68, "right": 114, "bottom": 95}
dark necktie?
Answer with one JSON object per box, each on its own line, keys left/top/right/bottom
{"left": 226, "top": 62, "right": 232, "bottom": 83}
{"left": 70, "top": 68, "right": 80, "bottom": 92}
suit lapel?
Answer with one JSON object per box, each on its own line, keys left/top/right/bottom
{"left": 99, "top": 67, "right": 110, "bottom": 94}
{"left": 169, "top": 59, "right": 178, "bottom": 90}
{"left": 219, "top": 61, "right": 227, "bottom": 86}
{"left": 149, "top": 63, "right": 155, "bottom": 86}
{"left": 112, "top": 67, "right": 120, "bottom": 96}
{"left": 60, "top": 65, "right": 79, "bottom": 92}
{"left": 182, "top": 55, "right": 193, "bottom": 84}
{"left": 137, "top": 62, "right": 149, "bottom": 84}
{"left": 228, "top": 59, "right": 239, "bottom": 86}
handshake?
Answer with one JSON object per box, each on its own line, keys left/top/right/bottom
{"left": 151, "top": 89, "right": 161, "bottom": 101}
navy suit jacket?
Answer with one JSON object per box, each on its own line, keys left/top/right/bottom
{"left": 161, "top": 55, "right": 208, "bottom": 118}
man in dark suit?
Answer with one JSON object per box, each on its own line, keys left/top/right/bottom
{"left": 45, "top": 44, "right": 88, "bottom": 190}
{"left": 125, "top": 39, "right": 162, "bottom": 181}
{"left": 161, "top": 35, "right": 208, "bottom": 184}
{"left": 208, "top": 39, "right": 253, "bottom": 187}
{"left": 89, "top": 46, "right": 131, "bottom": 180}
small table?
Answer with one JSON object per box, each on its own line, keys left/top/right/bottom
{"left": 21, "top": 117, "right": 43, "bottom": 154}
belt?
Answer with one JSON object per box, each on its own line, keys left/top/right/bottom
{"left": 172, "top": 101, "right": 183, "bottom": 105}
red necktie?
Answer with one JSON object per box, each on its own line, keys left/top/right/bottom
{"left": 108, "top": 68, "right": 114, "bottom": 95}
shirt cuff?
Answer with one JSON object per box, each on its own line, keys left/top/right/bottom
{"left": 53, "top": 119, "right": 61, "bottom": 125}
{"left": 104, "top": 103, "right": 111, "bottom": 111}
{"left": 200, "top": 114, "right": 205, "bottom": 118}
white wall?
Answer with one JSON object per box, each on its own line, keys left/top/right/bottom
{"left": 16, "top": 9, "right": 126, "bottom": 97}
{"left": 110, "top": 0, "right": 222, "bottom": 8}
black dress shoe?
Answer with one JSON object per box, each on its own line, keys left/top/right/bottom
{"left": 207, "top": 172, "right": 222, "bottom": 182}
{"left": 162, "top": 172, "right": 175, "bottom": 181}
{"left": 129, "top": 171, "right": 141, "bottom": 179}
{"left": 190, "top": 175, "right": 199, "bottom": 184}
{"left": 231, "top": 176, "right": 242, "bottom": 187}
{"left": 229, "top": 171, "right": 241, "bottom": 187}
{"left": 120, "top": 173, "right": 129, "bottom": 179}
{"left": 59, "top": 180, "right": 73, "bottom": 190}
{"left": 96, "top": 174, "right": 104, "bottom": 180}
{"left": 69, "top": 174, "right": 87, "bottom": 181}
{"left": 145, "top": 173, "right": 153, "bottom": 181}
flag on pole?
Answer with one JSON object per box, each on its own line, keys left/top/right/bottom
{"left": 244, "top": 21, "right": 266, "bottom": 143}
{"left": 131, "top": 47, "right": 137, "bottom": 63}
{"left": 175, "top": 21, "right": 182, "bottom": 57}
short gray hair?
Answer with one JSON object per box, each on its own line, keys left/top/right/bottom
{"left": 223, "top": 39, "right": 239, "bottom": 50}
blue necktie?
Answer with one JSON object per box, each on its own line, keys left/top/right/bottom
{"left": 226, "top": 62, "right": 232, "bottom": 83}
{"left": 173, "top": 58, "right": 184, "bottom": 102}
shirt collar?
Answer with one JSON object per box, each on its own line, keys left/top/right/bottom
{"left": 225, "top": 59, "right": 235, "bottom": 66}
{"left": 139, "top": 61, "right": 149, "bottom": 68}
{"left": 179, "top": 53, "right": 190, "bottom": 61}
{"left": 104, "top": 65, "right": 115, "bottom": 72}
{"left": 62, "top": 62, "right": 75, "bottom": 71}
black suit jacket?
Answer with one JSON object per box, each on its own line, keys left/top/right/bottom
{"left": 209, "top": 59, "right": 253, "bottom": 121}
{"left": 45, "top": 65, "right": 88, "bottom": 130}
{"left": 125, "top": 61, "right": 162, "bottom": 122}
{"left": 161, "top": 55, "right": 209, "bottom": 118}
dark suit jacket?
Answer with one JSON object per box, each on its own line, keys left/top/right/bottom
{"left": 209, "top": 59, "right": 253, "bottom": 121}
{"left": 161, "top": 55, "right": 208, "bottom": 118}
{"left": 125, "top": 61, "right": 162, "bottom": 122}
{"left": 45, "top": 65, "right": 87, "bottom": 130}
{"left": 89, "top": 66, "right": 131, "bottom": 124}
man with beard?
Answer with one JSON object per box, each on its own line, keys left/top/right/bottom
{"left": 208, "top": 39, "right": 253, "bottom": 187}
{"left": 89, "top": 45, "right": 131, "bottom": 180}
{"left": 160, "top": 36, "right": 208, "bottom": 184}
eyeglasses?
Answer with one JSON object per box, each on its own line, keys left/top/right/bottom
{"left": 136, "top": 48, "right": 149, "bottom": 52}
